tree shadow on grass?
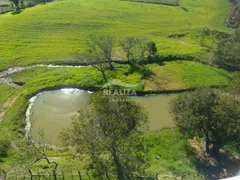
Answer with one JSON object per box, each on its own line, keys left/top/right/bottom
{"left": 189, "top": 141, "right": 240, "bottom": 180}
{"left": 130, "top": 64, "right": 155, "bottom": 79}
{"left": 147, "top": 56, "right": 166, "bottom": 66}
{"left": 180, "top": 6, "right": 189, "bottom": 12}
{"left": 11, "top": 9, "right": 23, "bottom": 15}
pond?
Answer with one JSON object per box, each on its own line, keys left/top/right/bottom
{"left": 27, "top": 89, "right": 178, "bottom": 145}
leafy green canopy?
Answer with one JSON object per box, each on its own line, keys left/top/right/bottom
{"left": 214, "top": 29, "right": 240, "bottom": 70}
{"left": 171, "top": 88, "right": 240, "bottom": 156}
{"left": 60, "top": 92, "right": 149, "bottom": 179}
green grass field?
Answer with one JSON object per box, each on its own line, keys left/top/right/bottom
{"left": 1, "top": 129, "right": 203, "bottom": 180}
{"left": 145, "top": 61, "right": 232, "bottom": 90}
{"left": 145, "top": 129, "right": 202, "bottom": 179}
{"left": 9, "top": 61, "right": 232, "bottom": 92}
{"left": 0, "top": 0, "right": 231, "bottom": 70}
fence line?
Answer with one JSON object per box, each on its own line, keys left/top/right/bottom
{"left": 0, "top": 168, "right": 190, "bottom": 180}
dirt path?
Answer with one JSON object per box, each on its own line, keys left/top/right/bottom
{"left": 0, "top": 92, "right": 21, "bottom": 121}
{"left": 190, "top": 139, "right": 240, "bottom": 179}
{"left": 0, "top": 67, "right": 26, "bottom": 78}
{"left": 0, "top": 78, "right": 20, "bottom": 88}
{"left": 179, "top": 40, "right": 189, "bottom": 45}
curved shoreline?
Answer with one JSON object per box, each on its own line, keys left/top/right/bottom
{"left": 25, "top": 88, "right": 93, "bottom": 138}
{"left": 25, "top": 88, "right": 179, "bottom": 146}
{"left": 24, "top": 84, "right": 227, "bottom": 99}
{"left": 24, "top": 84, "right": 227, "bottom": 139}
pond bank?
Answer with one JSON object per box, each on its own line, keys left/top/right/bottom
{"left": 0, "top": 60, "right": 232, "bottom": 143}
{"left": 26, "top": 88, "right": 178, "bottom": 145}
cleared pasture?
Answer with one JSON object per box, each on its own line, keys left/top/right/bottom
{"left": 0, "top": 0, "right": 231, "bottom": 70}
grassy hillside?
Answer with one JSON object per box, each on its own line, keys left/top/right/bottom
{"left": 0, "top": 0, "right": 231, "bottom": 70}
{"left": 145, "top": 129, "right": 202, "bottom": 178}
{"left": 1, "top": 129, "right": 203, "bottom": 179}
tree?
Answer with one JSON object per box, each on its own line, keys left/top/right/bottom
{"left": 20, "top": 0, "right": 24, "bottom": 8}
{"left": 215, "top": 42, "right": 240, "bottom": 69}
{"left": 76, "top": 34, "right": 115, "bottom": 82}
{"left": 212, "top": 94, "right": 240, "bottom": 155}
{"left": 171, "top": 88, "right": 240, "bottom": 156}
{"left": 79, "top": 51, "right": 108, "bottom": 83}
{"left": 228, "top": 72, "right": 240, "bottom": 94}
{"left": 9, "top": 0, "right": 19, "bottom": 10}
{"left": 26, "top": 131, "right": 59, "bottom": 179}
{"left": 199, "top": 28, "right": 220, "bottom": 66}
{"left": 119, "top": 37, "right": 136, "bottom": 63}
{"left": 87, "top": 34, "right": 115, "bottom": 70}
{"left": 135, "top": 38, "right": 148, "bottom": 63}
{"left": 92, "top": 62, "right": 108, "bottom": 83}
{"left": 146, "top": 41, "right": 157, "bottom": 60}
{"left": 60, "top": 93, "right": 149, "bottom": 179}
{"left": 120, "top": 37, "right": 157, "bottom": 65}
{"left": 214, "top": 28, "right": 240, "bottom": 70}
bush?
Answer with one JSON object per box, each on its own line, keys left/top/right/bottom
{"left": 147, "top": 53, "right": 195, "bottom": 64}
{"left": 130, "top": 64, "right": 153, "bottom": 79}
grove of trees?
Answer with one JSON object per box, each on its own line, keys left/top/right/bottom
{"left": 80, "top": 35, "right": 158, "bottom": 83}
{"left": 119, "top": 37, "right": 157, "bottom": 64}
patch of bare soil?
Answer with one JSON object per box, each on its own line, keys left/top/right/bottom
{"left": 190, "top": 139, "right": 240, "bottom": 180}
{"left": 0, "top": 92, "right": 21, "bottom": 121}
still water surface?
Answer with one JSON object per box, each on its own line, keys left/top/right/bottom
{"left": 29, "top": 89, "right": 177, "bottom": 145}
